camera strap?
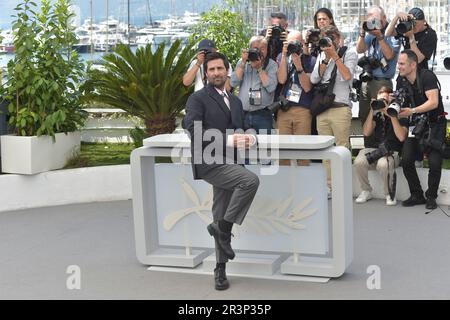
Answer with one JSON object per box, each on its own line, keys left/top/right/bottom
{"left": 386, "top": 154, "right": 397, "bottom": 201}
{"left": 325, "top": 46, "right": 348, "bottom": 96}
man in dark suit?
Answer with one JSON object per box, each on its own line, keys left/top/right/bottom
{"left": 183, "top": 52, "right": 260, "bottom": 290}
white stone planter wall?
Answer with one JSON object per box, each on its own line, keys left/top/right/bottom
{"left": 0, "top": 165, "right": 131, "bottom": 213}
{"left": 1, "top": 131, "right": 81, "bottom": 175}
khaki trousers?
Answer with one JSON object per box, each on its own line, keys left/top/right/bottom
{"left": 316, "top": 107, "right": 352, "bottom": 185}
{"left": 277, "top": 106, "right": 312, "bottom": 166}
{"left": 354, "top": 148, "right": 400, "bottom": 196}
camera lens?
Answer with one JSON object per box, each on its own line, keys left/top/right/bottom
{"left": 443, "top": 57, "right": 450, "bottom": 70}
{"left": 387, "top": 102, "right": 401, "bottom": 117}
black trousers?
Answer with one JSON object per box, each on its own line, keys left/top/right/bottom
{"left": 401, "top": 121, "right": 446, "bottom": 199}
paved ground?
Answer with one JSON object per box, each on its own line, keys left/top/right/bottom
{"left": 1, "top": 199, "right": 450, "bottom": 300}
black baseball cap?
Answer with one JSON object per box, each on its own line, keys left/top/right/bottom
{"left": 270, "top": 12, "right": 287, "bottom": 20}
{"left": 197, "top": 39, "right": 216, "bottom": 51}
{"left": 408, "top": 7, "right": 425, "bottom": 20}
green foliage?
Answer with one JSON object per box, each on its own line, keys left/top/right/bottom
{"left": 0, "top": 0, "right": 87, "bottom": 137}
{"left": 82, "top": 41, "right": 195, "bottom": 136}
{"left": 129, "top": 126, "right": 146, "bottom": 148}
{"left": 189, "top": 6, "right": 252, "bottom": 67}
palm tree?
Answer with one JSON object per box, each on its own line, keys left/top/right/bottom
{"left": 83, "top": 40, "right": 195, "bottom": 136}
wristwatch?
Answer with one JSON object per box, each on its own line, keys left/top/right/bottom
{"left": 321, "top": 59, "right": 329, "bottom": 65}
{"left": 412, "top": 108, "right": 417, "bottom": 114}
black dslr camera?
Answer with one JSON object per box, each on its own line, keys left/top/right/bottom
{"left": 248, "top": 48, "right": 261, "bottom": 62}
{"left": 396, "top": 17, "right": 416, "bottom": 35}
{"left": 266, "top": 96, "right": 290, "bottom": 113}
{"left": 271, "top": 24, "right": 286, "bottom": 40}
{"left": 371, "top": 98, "right": 388, "bottom": 115}
{"left": 318, "top": 36, "right": 333, "bottom": 49}
{"left": 287, "top": 41, "right": 302, "bottom": 56}
{"left": 413, "top": 114, "right": 450, "bottom": 158}
{"left": 357, "top": 56, "right": 385, "bottom": 82}
{"left": 362, "top": 18, "right": 382, "bottom": 32}
{"left": 386, "top": 88, "right": 409, "bottom": 117}
{"left": 365, "top": 142, "right": 392, "bottom": 164}
{"left": 444, "top": 56, "right": 450, "bottom": 70}
{"left": 307, "top": 28, "right": 321, "bottom": 44}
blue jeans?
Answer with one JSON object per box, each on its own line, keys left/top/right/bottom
{"left": 244, "top": 108, "right": 273, "bottom": 134}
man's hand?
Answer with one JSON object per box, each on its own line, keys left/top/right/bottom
{"left": 370, "top": 29, "right": 384, "bottom": 40}
{"left": 397, "top": 12, "right": 412, "bottom": 22}
{"left": 398, "top": 107, "right": 413, "bottom": 118}
{"left": 321, "top": 44, "right": 338, "bottom": 60}
{"left": 241, "top": 49, "right": 249, "bottom": 64}
{"left": 196, "top": 51, "right": 206, "bottom": 65}
{"left": 291, "top": 53, "right": 302, "bottom": 71}
{"left": 233, "top": 134, "right": 255, "bottom": 149}
{"left": 280, "top": 31, "right": 288, "bottom": 42}
{"left": 265, "top": 26, "right": 272, "bottom": 39}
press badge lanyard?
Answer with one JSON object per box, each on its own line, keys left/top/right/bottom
{"left": 249, "top": 69, "right": 262, "bottom": 106}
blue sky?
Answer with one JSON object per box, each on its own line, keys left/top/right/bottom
{"left": 0, "top": 0, "right": 221, "bottom": 29}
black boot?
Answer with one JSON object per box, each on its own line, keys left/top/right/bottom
{"left": 207, "top": 222, "right": 235, "bottom": 260}
{"left": 214, "top": 265, "right": 229, "bottom": 290}
{"left": 425, "top": 197, "right": 437, "bottom": 210}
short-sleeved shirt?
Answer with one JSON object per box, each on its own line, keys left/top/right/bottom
{"left": 310, "top": 47, "right": 358, "bottom": 107}
{"left": 396, "top": 69, "right": 444, "bottom": 122}
{"left": 403, "top": 26, "right": 437, "bottom": 70}
{"left": 364, "top": 34, "right": 400, "bottom": 78}
{"left": 189, "top": 59, "right": 233, "bottom": 92}
{"left": 230, "top": 58, "right": 279, "bottom": 112}
{"left": 373, "top": 114, "right": 408, "bottom": 152}
{"left": 276, "top": 53, "right": 316, "bottom": 108}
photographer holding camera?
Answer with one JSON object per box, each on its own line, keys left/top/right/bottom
{"left": 183, "top": 39, "right": 232, "bottom": 92}
{"left": 231, "top": 36, "right": 278, "bottom": 133}
{"left": 260, "top": 11, "right": 289, "bottom": 62}
{"left": 396, "top": 50, "right": 447, "bottom": 210}
{"left": 354, "top": 86, "right": 408, "bottom": 205}
{"left": 356, "top": 6, "right": 400, "bottom": 148}
{"left": 310, "top": 26, "right": 357, "bottom": 193}
{"left": 385, "top": 7, "right": 437, "bottom": 70}
{"left": 276, "top": 31, "right": 316, "bottom": 165}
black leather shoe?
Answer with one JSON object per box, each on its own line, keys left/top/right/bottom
{"left": 207, "top": 223, "right": 235, "bottom": 260}
{"left": 214, "top": 267, "right": 229, "bottom": 290}
{"left": 426, "top": 197, "right": 437, "bottom": 210}
{"left": 402, "top": 195, "right": 426, "bottom": 207}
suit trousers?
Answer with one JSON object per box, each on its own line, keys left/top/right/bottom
{"left": 201, "top": 164, "right": 260, "bottom": 263}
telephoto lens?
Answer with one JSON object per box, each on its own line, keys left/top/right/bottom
{"left": 444, "top": 57, "right": 450, "bottom": 70}
{"left": 396, "top": 18, "right": 415, "bottom": 35}
{"left": 307, "top": 29, "right": 321, "bottom": 44}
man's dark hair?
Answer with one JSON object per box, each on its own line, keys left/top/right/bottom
{"left": 270, "top": 11, "right": 287, "bottom": 20}
{"left": 204, "top": 52, "right": 230, "bottom": 71}
{"left": 313, "top": 8, "right": 336, "bottom": 29}
{"left": 401, "top": 49, "right": 419, "bottom": 65}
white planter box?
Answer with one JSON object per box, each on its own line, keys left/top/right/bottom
{"left": 1, "top": 131, "right": 81, "bottom": 175}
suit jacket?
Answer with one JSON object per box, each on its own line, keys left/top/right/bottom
{"left": 183, "top": 83, "right": 255, "bottom": 180}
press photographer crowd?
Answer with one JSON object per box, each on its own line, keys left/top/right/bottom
{"left": 183, "top": 6, "right": 450, "bottom": 212}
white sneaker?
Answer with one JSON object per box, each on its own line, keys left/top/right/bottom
{"left": 386, "top": 195, "right": 397, "bottom": 206}
{"left": 355, "top": 190, "right": 372, "bottom": 203}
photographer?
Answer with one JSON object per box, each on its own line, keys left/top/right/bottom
{"left": 231, "top": 36, "right": 278, "bottom": 133}
{"left": 396, "top": 50, "right": 447, "bottom": 210}
{"left": 182, "top": 39, "right": 232, "bottom": 92}
{"left": 276, "top": 31, "right": 316, "bottom": 165}
{"left": 385, "top": 7, "right": 437, "bottom": 70}
{"left": 354, "top": 86, "right": 408, "bottom": 205}
{"left": 356, "top": 6, "right": 400, "bottom": 148}
{"left": 259, "top": 12, "right": 289, "bottom": 62}
{"left": 310, "top": 26, "right": 357, "bottom": 193}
